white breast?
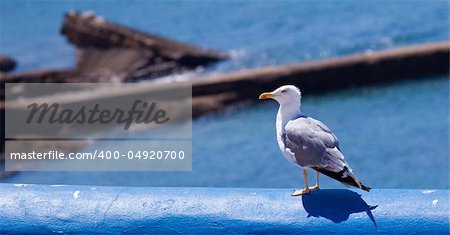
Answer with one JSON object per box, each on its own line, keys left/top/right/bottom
{"left": 276, "top": 112, "right": 298, "bottom": 165}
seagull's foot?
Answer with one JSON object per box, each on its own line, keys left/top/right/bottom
{"left": 292, "top": 187, "right": 311, "bottom": 196}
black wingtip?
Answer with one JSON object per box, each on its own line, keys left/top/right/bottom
{"left": 361, "top": 184, "right": 371, "bottom": 192}
{"left": 313, "top": 166, "right": 371, "bottom": 192}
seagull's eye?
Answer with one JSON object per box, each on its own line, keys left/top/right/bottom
{"left": 281, "top": 90, "right": 287, "bottom": 93}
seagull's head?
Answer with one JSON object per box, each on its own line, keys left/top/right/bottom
{"left": 259, "top": 85, "right": 302, "bottom": 106}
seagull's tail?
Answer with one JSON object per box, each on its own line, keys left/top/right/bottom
{"left": 312, "top": 166, "right": 371, "bottom": 192}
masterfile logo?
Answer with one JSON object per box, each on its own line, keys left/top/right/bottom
{"left": 4, "top": 83, "right": 192, "bottom": 172}
{"left": 5, "top": 83, "right": 192, "bottom": 139}
{"left": 26, "top": 100, "right": 170, "bottom": 130}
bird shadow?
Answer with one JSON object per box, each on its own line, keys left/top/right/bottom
{"left": 301, "top": 189, "right": 378, "bottom": 228}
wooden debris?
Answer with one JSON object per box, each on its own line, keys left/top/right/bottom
{"left": 61, "top": 11, "right": 228, "bottom": 81}
{"left": 0, "top": 56, "right": 16, "bottom": 73}
{"left": 1, "top": 11, "right": 228, "bottom": 83}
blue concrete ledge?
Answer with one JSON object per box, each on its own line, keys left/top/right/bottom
{"left": 0, "top": 184, "right": 448, "bottom": 234}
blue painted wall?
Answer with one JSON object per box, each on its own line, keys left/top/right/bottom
{"left": 0, "top": 184, "right": 448, "bottom": 234}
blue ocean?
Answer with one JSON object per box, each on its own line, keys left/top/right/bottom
{"left": 0, "top": 0, "right": 448, "bottom": 189}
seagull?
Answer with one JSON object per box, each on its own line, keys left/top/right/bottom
{"left": 259, "top": 85, "right": 371, "bottom": 196}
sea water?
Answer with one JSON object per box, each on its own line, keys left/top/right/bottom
{"left": 0, "top": 1, "right": 448, "bottom": 189}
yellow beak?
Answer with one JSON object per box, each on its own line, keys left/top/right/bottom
{"left": 259, "top": 92, "right": 274, "bottom": 100}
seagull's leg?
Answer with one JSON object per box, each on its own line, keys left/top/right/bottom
{"left": 292, "top": 168, "right": 311, "bottom": 196}
{"left": 310, "top": 171, "right": 320, "bottom": 190}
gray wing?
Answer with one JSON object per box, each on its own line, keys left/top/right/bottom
{"left": 283, "top": 116, "right": 341, "bottom": 168}
{"left": 284, "top": 116, "right": 370, "bottom": 191}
